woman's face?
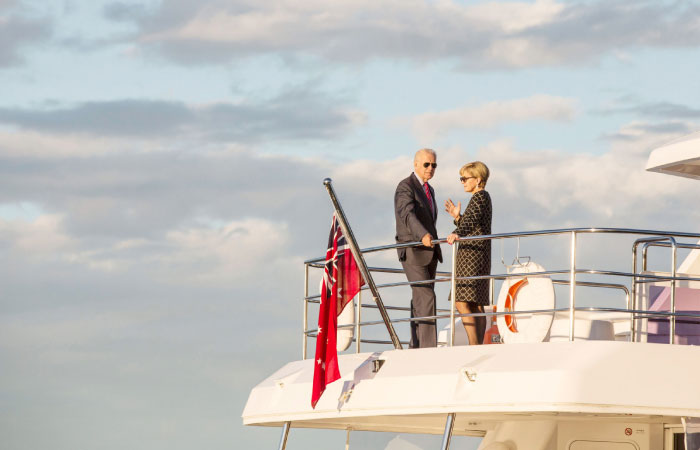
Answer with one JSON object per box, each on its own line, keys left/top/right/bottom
{"left": 460, "top": 172, "right": 481, "bottom": 194}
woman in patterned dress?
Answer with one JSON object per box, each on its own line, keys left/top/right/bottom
{"left": 444, "top": 161, "right": 492, "bottom": 345}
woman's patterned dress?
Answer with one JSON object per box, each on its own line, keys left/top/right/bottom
{"left": 450, "top": 190, "right": 492, "bottom": 305}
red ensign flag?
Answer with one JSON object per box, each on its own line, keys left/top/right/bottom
{"left": 311, "top": 214, "right": 364, "bottom": 408}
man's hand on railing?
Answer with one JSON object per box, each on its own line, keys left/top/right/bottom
{"left": 446, "top": 233, "right": 459, "bottom": 245}
{"left": 422, "top": 233, "right": 434, "bottom": 248}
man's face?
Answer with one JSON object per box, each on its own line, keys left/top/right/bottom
{"left": 414, "top": 151, "right": 437, "bottom": 182}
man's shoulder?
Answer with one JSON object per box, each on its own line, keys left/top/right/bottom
{"left": 396, "top": 173, "right": 416, "bottom": 190}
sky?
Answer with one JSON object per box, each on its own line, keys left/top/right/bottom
{"left": 2, "top": 0, "right": 700, "bottom": 449}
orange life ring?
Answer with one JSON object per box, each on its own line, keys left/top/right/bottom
{"left": 496, "top": 261, "right": 555, "bottom": 344}
{"left": 503, "top": 278, "right": 529, "bottom": 333}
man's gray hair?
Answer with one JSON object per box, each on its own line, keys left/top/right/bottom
{"left": 414, "top": 148, "right": 436, "bottom": 162}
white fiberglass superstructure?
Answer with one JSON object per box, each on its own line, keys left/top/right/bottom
{"left": 243, "top": 134, "right": 700, "bottom": 450}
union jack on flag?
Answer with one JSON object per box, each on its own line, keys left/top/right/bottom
{"left": 311, "top": 214, "right": 364, "bottom": 408}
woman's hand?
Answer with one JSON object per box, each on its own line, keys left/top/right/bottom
{"left": 444, "top": 198, "right": 461, "bottom": 219}
{"left": 446, "top": 233, "right": 459, "bottom": 245}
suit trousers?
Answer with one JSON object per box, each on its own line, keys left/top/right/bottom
{"left": 401, "top": 255, "right": 438, "bottom": 348}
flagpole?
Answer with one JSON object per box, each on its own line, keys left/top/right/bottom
{"left": 323, "top": 178, "right": 403, "bottom": 350}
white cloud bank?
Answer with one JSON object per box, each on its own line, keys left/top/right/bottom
{"left": 0, "top": 212, "right": 291, "bottom": 285}
{"left": 141, "top": 0, "right": 563, "bottom": 46}
{"left": 408, "top": 95, "right": 576, "bottom": 142}
{"left": 123, "top": 0, "right": 700, "bottom": 67}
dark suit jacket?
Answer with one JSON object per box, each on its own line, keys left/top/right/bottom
{"left": 394, "top": 173, "right": 443, "bottom": 266}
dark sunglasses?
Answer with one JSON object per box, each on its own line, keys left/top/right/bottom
{"left": 422, "top": 162, "right": 437, "bottom": 168}
{"left": 460, "top": 176, "right": 476, "bottom": 183}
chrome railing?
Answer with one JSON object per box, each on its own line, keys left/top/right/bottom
{"left": 303, "top": 180, "right": 700, "bottom": 357}
{"left": 302, "top": 227, "right": 700, "bottom": 357}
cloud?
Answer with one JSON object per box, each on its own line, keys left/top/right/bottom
{"left": 594, "top": 97, "right": 700, "bottom": 146}
{"left": 103, "top": 1, "right": 153, "bottom": 22}
{"left": 0, "top": 212, "right": 291, "bottom": 285}
{"left": 482, "top": 139, "right": 699, "bottom": 234}
{"left": 2, "top": 118, "right": 695, "bottom": 266}
{"left": 0, "top": 1, "right": 52, "bottom": 67}
{"left": 0, "top": 212, "right": 73, "bottom": 256}
{"left": 155, "top": 218, "right": 293, "bottom": 284}
{"left": 602, "top": 121, "right": 695, "bottom": 144}
{"left": 0, "top": 89, "right": 363, "bottom": 142}
{"left": 0, "top": 146, "right": 326, "bottom": 240}
{"left": 408, "top": 95, "right": 576, "bottom": 142}
{"left": 598, "top": 100, "right": 700, "bottom": 120}
{"left": 0, "top": 129, "right": 168, "bottom": 158}
{"left": 107, "top": 0, "right": 700, "bottom": 68}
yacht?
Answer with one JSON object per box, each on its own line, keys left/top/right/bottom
{"left": 242, "top": 133, "right": 700, "bottom": 450}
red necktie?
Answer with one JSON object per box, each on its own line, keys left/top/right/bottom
{"left": 424, "top": 182, "right": 434, "bottom": 216}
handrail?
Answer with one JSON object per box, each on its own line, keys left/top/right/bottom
{"left": 304, "top": 272, "right": 635, "bottom": 302}
{"left": 642, "top": 241, "right": 700, "bottom": 272}
{"left": 304, "top": 263, "right": 700, "bottom": 283}
{"left": 303, "top": 227, "right": 700, "bottom": 264}
{"left": 304, "top": 269, "right": 689, "bottom": 303}
{"left": 304, "top": 307, "right": 700, "bottom": 337}
{"left": 307, "top": 279, "right": 629, "bottom": 311}
{"left": 302, "top": 226, "right": 700, "bottom": 357}
{"left": 633, "top": 237, "right": 678, "bottom": 344}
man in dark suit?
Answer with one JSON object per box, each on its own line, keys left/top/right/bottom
{"left": 394, "top": 148, "right": 443, "bottom": 348}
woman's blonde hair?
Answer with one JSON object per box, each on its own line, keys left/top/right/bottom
{"left": 460, "top": 161, "right": 490, "bottom": 188}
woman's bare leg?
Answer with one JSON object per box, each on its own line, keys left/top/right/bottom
{"left": 472, "top": 304, "right": 486, "bottom": 345}
{"left": 456, "top": 301, "right": 479, "bottom": 345}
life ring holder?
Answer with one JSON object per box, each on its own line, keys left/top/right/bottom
{"left": 496, "top": 261, "right": 555, "bottom": 344}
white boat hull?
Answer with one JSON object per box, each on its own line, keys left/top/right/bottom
{"left": 243, "top": 341, "right": 700, "bottom": 436}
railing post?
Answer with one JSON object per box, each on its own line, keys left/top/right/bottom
{"left": 569, "top": 231, "right": 577, "bottom": 342}
{"left": 440, "top": 413, "right": 456, "bottom": 450}
{"left": 642, "top": 242, "right": 651, "bottom": 272}
{"left": 641, "top": 243, "right": 654, "bottom": 339}
{"left": 670, "top": 238, "right": 677, "bottom": 345}
{"left": 277, "top": 422, "right": 291, "bottom": 450}
{"left": 633, "top": 236, "right": 680, "bottom": 345}
{"left": 450, "top": 240, "right": 457, "bottom": 346}
{"left": 631, "top": 244, "right": 638, "bottom": 343}
{"left": 303, "top": 263, "right": 309, "bottom": 359}
{"left": 356, "top": 282, "right": 362, "bottom": 354}
{"left": 323, "top": 178, "right": 403, "bottom": 350}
